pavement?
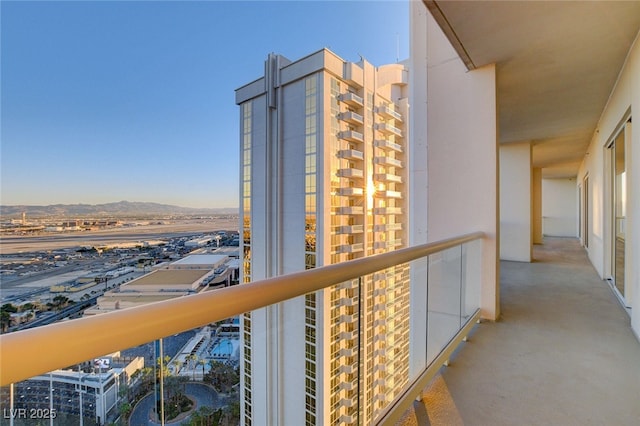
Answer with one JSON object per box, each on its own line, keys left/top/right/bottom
{"left": 400, "top": 237, "right": 640, "bottom": 426}
{"left": 129, "top": 383, "right": 226, "bottom": 426}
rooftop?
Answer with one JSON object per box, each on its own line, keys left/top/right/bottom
{"left": 126, "top": 269, "right": 212, "bottom": 287}
{"left": 170, "top": 254, "right": 227, "bottom": 266}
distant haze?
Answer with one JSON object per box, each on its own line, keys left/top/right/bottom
{"left": 0, "top": 201, "right": 238, "bottom": 218}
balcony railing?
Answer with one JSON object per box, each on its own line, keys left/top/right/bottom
{"left": 337, "top": 187, "right": 364, "bottom": 197}
{"left": 339, "top": 111, "right": 364, "bottom": 125}
{"left": 338, "top": 149, "right": 364, "bottom": 161}
{"left": 337, "top": 206, "right": 364, "bottom": 215}
{"left": 374, "top": 173, "right": 403, "bottom": 183}
{"left": 339, "top": 130, "right": 364, "bottom": 143}
{"left": 375, "top": 123, "right": 403, "bottom": 137}
{"left": 374, "top": 139, "right": 403, "bottom": 153}
{"left": 0, "top": 232, "right": 484, "bottom": 426}
{"left": 374, "top": 239, "right": 403, "bottom": 250}
{"left": 373, "top": 206, "right": 403, "bottom": 215}
{"left": 378, "top": 190, "right": 403, "bottom": 199}
{"left": 339, "top": 92, "right": 364, "bottom": 107}
{"left": 376, "top": 105, "right": 403, "bottom": 121}
{"left": 337, "top": 168, "right": 364, "bottom": 179}
{"left": 337, "top": 243, "right": 365, "bottom": 253}
{"left": 374, "top": 156, "right": 403, "bottom": 168}
{"left": 339, "top": 224, "right": 364, "bottom": 234}
{"left": 374, "top": 223, "right": 403, "bottom": 232}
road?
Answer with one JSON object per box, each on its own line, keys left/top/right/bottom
{"left": 129, "top": 383, "right": 225, "bottom": 426}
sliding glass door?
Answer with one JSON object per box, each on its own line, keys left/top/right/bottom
{"left": 609, "top": 125, "right": 627, "bottom": 305}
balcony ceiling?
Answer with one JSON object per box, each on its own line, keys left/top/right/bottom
{"left": 425, "top": 0, "right": 640, "bottom": 177}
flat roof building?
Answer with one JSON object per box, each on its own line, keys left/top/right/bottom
{"left": 0, "top": 355, "right": 143, "bottom": 425}
{"left": 85, "top": 269, "right": 214, "bottom": 315}
{"left": 169, "top": 254, "right": 228, "bottom": 269}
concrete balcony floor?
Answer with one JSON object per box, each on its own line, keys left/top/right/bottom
{"left": 401, "top": 237, "right": 640, "bottom": 425}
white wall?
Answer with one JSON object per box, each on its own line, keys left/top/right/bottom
{"left": 411, "top": 3, "right": 499, "bottom": 322}
{"left": 500, "top": 143, "right": 532, "bottom": 261}
{"left": 532, "top": 168, "right": 543, "bottom": 244}
{"left": 577, "top": 31, "right": 640, "bottom": 337}
{"left": 542, "top": 178, "right": 578, "bottom": 237}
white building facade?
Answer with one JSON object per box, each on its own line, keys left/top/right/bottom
{"left": 236, "top": 49, "right": 409, "bottom": 425}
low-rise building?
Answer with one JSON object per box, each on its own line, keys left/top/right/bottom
{"left": 0, "top": 354, "right": 143, "bottom": 425}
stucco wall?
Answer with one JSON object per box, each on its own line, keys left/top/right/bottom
{"left": 577, "top": 30, "right": 639, "bottom": 336}
{"left": 411, "top": 3, "right": 499, "bottom": 321}
{"left": 542, "top": 178, "right": 578, "bottom": 237}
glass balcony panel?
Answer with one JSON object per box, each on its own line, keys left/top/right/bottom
{"left": 462, "top": 239, "right": 483, "bottom": 322}
{"left": 1, "top": 233, "right": 484, "bottom": 426}
{"left": 0, "top": 320, "right": 241, "bottom": 425}
{"left": 427, "top": 246, "right": 462, "bottom": 365}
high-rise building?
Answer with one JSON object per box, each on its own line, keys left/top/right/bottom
{"left": 235, "top": 49, "right": 409, "bottom": 425}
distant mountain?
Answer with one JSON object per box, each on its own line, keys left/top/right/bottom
{"left": 0, "top": 201, "right": 238, "bottom": 218}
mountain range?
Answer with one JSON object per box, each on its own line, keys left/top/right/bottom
{"left": 0, "top": 201, "right": 238, "bottom": 218}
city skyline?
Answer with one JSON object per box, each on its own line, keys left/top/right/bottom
{"left": 1, "top": 1, "right": 409, "bottom": 209}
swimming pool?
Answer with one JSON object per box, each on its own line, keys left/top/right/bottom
{"left": 210, "top": 338, "right": 239, "bottom": 360}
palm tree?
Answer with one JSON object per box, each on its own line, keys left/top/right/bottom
{"left": 198, "top": 357, "right": 207, "bottom": 381}
{"left": 0, "top": 311, "right": 11, "bottom": 332}
{"left": 187, "top": 354, "right": 198, "bottom": 380}
{"left": 171, "top": 359, "right": 181, "bottom": 375}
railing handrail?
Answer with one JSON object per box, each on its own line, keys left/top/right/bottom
{"left": 0, "top": 231, "right": 483, "bottom": 386}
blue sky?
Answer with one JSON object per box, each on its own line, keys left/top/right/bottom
{"left": 1, "top": 1, "right": 408, "bottom": 209}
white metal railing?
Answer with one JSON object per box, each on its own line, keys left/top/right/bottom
{"left": 339, "top": 92, "right": 364, "bottom": 107}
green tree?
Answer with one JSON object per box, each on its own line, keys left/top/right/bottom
{"left": 0, "top": 304, "right": 18, "bottom": 332}
{"left": 220, "top": 401, "right": 240, "bottom": 426}
{"left": 156, "top": 355, "right": 171, "bottom": 380}
{"left": 20, "top": 302, "right": 35, "bottom": 312}
{"left": 205, "top": 361, "right": 239, "bottom": 393}
{"left": 198, "top": 357, "right": 207, "bottom": 380}
{"left": 187, "top": 354, "right": 198, "bottom": 380}
{"left": 172, "top": 359, "right": 182, "bottom": 375}
{"left": 0, "top": 310, "right": 11, "bottom": 332}
{"left": 119, "top": 402, "right": 132, "bottom": 418}
{"left": 1, "top": 303, "right": 17, "bottom": 313}
{"left": 48, "top": 295, "right": 72, "bottom": 311}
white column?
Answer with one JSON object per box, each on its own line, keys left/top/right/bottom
{"left": 421, "top": 9, "right": 499, "bottom": 320}
{"left": 500, "top": 143, "right": 533, "bottom": 262}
